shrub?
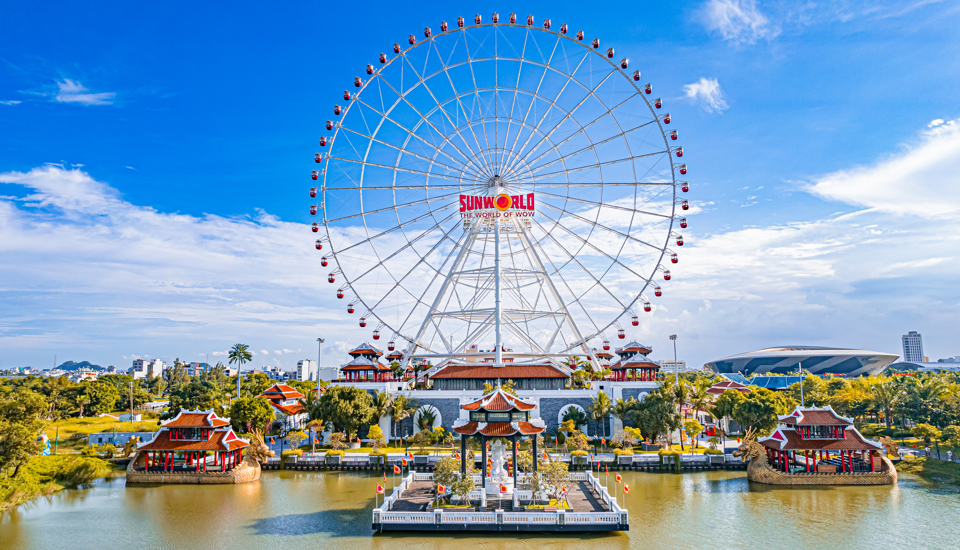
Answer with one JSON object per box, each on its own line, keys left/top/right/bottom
{"left": 613, "top": 448, "right": 634, "bottom": 456}
{"left": 281, "top": 449, "right": 303, "bottom": 458}
{"left": 658, "top": 449, "right": 681, "bottom": 468}
{"left": 704, "top": 448, "right": 724, "bottom": 455}
{"left": 570, "top": 449, "right": 588, "bottom": 456}
{"left": 325, "top": 450, "right": 344, "bottom": 457}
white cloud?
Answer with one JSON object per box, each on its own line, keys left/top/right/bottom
{"left": 54, "top": 79, "right": 115, "bottom": 106}
{"left": 806, "top": 117, "right": 960, "bottom": 217}
{"left": 697, "top": 0, "right": 778, "bottom": 44}
{"left": 0, "top": 100, "right": 21, "bottom": 106}
{"left": 683, "top": 78, "right": 730, "bottom": 113}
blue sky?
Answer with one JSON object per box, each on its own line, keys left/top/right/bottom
{"left": 1, "top": 0, "right": 959, "bottom": 370}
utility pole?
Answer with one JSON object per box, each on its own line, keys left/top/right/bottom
{"left": 128, "top": 381, "right": 134, "bottom": 422}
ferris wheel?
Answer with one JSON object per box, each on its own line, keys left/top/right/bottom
{"left": 310, "top": 13, "right": 689, "bottom": 368}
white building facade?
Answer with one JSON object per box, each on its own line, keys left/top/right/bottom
{"left": 658, "top": 360, "right": 689, "bottom": 374}
{"left": 129, "top": 359, "right": 165, "bottom": 379}
{"left": 297, "top": 360, "right": 316, "bottom": 382}
{"left": 902, "top": 331, "right": 924, "bottom": 363}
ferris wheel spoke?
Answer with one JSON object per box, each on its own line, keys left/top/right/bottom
{"left": 396, "top": 46, "right": 493, "bottom": 176}
{"left": 460, "top": 37, "right": 498, "bottom": 174}
{"left": 325, "top": 190, "right": 464, "bottom": 224}
{"left": 333, "top": 204, "right": 456, "bottom": 255}
{"left": 531, "top": 189, "right": 672, "bottom": 219}
{"left": 327, "top": 155, "right": 473, "bottom": 186}
{"left": 532, "top": 206, "right": 650, "bottom": 281}
{"left": 524, "top": 119, "right": 659, "bottom": 175}
{"left": 537, "top": 201, "right": 664, "bottom": 252}
{"left": 350, "top": 209, "right": 464, "bottom": 306}
{"left": 517, "top": 93, "right": 650, "bottom": 172}
{"left": 503, "top": 32, "right": 562, "bottom": 178}
{"left": 500, "top": 53, "right": 604, "bottom": 177}
{"left": 324, "top": 184, "right": 479, "bottom": 191}
{"left": 495, "top": 27, "right": 530, "bottom": 177}
{"left": 530, "top": 150, "right": 669, "bottom": 181}
{"left": 339, "top": 125, "right": 482, "bottom": 180}
{"left": 352, "top": 97, "right": 477, "bottom": 176}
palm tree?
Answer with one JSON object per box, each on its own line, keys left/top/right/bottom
{"left": 372, "top": 390, "right": 393, "bottom": 425}
{"left": 667, "top": 378, "right": 690, "bottom": 450}
{"left": 611, "top": 397, "right": 637, "bottom": 433}
{"left": 587, "top": 392, "right": 613, "bottom": 440}
{"left": 389, "top": 395, "right": 416, "bottom": 445}
{"left": 389, "top": 361, "right": 404, "bottom": 381}
{"left": 416, "top": 405, "right": 438, "bottom": 432}
{"left": 228, "top": 343, "right": 252, "bottom": 399}
{"left": 76, "top": 394, "right": 91, "bottom": 418}
{"left": 870, "top": 379, "right": 900, "bottom": 435}
{"left": 561, "top": 408, "right": 589, "bottom": 433}
{"left": 688, "top": 378, "right": 712, "bottom": 423}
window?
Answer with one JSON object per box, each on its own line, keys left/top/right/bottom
{"left": 512, "top": 412, "right": 528, "bottom": 422}
{"left": 470, "top": 412, "right": 485, "bottom": 422}
{"left": 487, "top": 412, "right": 510, "bottom": 422}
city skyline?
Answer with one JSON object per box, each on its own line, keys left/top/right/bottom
{"left": 2, "top": 1, "right": 959, "bottom": 370}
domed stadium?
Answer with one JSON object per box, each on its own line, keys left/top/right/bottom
{"left": 705, "top": 346, "right": 898, "bottom": 377}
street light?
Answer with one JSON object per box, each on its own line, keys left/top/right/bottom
{"left": 316, "top": 337, "right": 325, "bottom": 398}
{"left": 668, "top": 335, "right": 678, "bottom": 384}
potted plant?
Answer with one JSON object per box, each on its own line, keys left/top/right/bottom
{"left": 367, "top": 425, "right": 386, "bottom": 466}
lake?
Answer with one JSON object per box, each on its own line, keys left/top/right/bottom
{"left": 1, "top": 470, "right": 957, "bottom": 549}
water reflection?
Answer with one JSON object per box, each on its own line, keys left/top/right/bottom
{"left": 0, "top": 470, "right": 957, "bottom": 550}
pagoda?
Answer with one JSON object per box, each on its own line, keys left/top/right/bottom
{"left": 609, "top": 342, "right": 660, "bottom": 381}
{"left": 759, "top": 405, "right": 887, "bottom": 474}
{"left": 452, "top": 387, "right": 546, "bottom": 489}
{"left": 127, "top": 409, "right": 264, "bottom": 484}
{"left": 257, "top": 383, "right": 309, "bottom": 430}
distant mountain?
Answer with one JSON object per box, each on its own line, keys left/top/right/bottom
{"left": 56, "top": 360, "right": 104, "bottom": 372}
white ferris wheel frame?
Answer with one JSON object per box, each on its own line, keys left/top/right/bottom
{"left": 317, "top": 16, "right": 685, "bottom": 369}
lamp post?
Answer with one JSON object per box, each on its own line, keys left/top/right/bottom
{"left": 316, "top": 337, "right": 325, "bottom": 398}
{"left": 669, "top": 335, "right": 678, "bottom": 384}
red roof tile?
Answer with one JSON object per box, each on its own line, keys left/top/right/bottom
{"left": 162, "top": 410, "right": 230, "bottom": 428}
{"left": 759, "top": 426, "right": 881, "bottom": 451}
{"left": 780, "top": 406, "right": 853, "bottom": 426}
{"left": 258, "top": 384, "right": 304, "bottom": 401}
{"left": 453, "top": 421, "right": 545, "bottom": 436}
{"left": 706, "top": 380, "right": 751, "bottom": 395}
{"left": 430, "top": 363, "right": 567, "bottom": 380}
{"left": 139, "top": 429, "right": 248, "bottom": 452}
{"left": 461, "top": 388, "right": 537, "bottom": 412}
{"left": 271, "top": 402, "right": 306, "bottom": 416}
{"left": 610, "top": 360, "right": 659, "bottom": 371}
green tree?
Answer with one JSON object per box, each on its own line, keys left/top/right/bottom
{"left": 165, "top": 378, "right": 218, "bottom": 418}
{"left": 631, "top": 390, "right": 680, "bottom": 447}
{"left": 482, "top": 379, "right": 518, "bottom": 396}
{"left": 611, "top": 397, "right": 637, "bottom": 432}
{"left": 306, "top": 419, "right": 326, "bottom": 452}
{"left": 415, "top": 405, "right": 438, "bottom": 433}
{"left": 710, "top": 389, "right": 746, "bottom": 441}
{"left": 228, "top": 397, "right": 275, "bottom": 434}
{"left": 85, "top": 381, "right": 121, "bottom": 415}
{"left": 388, "top": 394, "right": 415, "bottom": 445}
{"left": 228, "top": 343, "right": 253, "bottom": 399}
{"left": 164, "top": 361, "right": 189, "bottom": 391}
{"left": 315, "top": 385, "right": 373, "bottom": 441}
{"left": 870, "top": 379, "right": 901, "bottom": 434}
{"left": 940, "top": 425, "right": 960, "bottom": 449}
{"left": 560, "top": 408, "right": 589, "bottom": 432}
{"left": 911, "top": 423, "right": 941, "bottom": 447}
{"left": 587, "top": 391, "right": 613, "bottom": 440}
{"left": 731, "top": 389, "right": 782, "bottom": 435}
{"left": 242, "top": 372, "right": 274, "bottom": 399}
{"left": 0, "top": 389, "right": 48, "bottom": 476}
{"left": 371, "top": 390, "right": 393, "bottom": 424}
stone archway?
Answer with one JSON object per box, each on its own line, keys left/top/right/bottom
{"left": 557, "top": 404, "right": 589, "bottom": 436}
{"left": 412, "top": 405, "right": 443, "bottom": 434}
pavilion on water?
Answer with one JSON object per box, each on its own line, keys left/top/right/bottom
{"left": 452, "top": 387, "right": 546, "bottom": 487}
{"left": 758, "top": 405, "right": 885, "bottom": 473}
{"left": 608, "top": 342, "right": 660, "bottom": 381}
{"left": 136, "top": 409, "right": 249, "bottom": 472}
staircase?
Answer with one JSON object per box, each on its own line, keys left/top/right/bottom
{"left": 486, "top": 499, "right": 514, "bottom": 512}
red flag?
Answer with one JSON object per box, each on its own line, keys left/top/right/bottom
{"left": 408, "top": 452, "right": 414, "bottom": 460}
{"left": 589, "top": 453, "right": 593, "bottom": 461}
{"left": 605, "top": 465, "right": 609, "bottom": 474}
{"left": 394, "top": 464, "right": 401, "bottom": 474}
{"left": 401, "top": 458, "right": 408, "bottom": 466}
{"left": 455, "top": 452, "right": 461, "bottom": 460}
{"left": 516, "top": 441, "right": 520, "bottom": 449}
{"left": 269, "top": 438, "right": 275, "bottom": 445}
{"left": 437, "top": 483, "right": 446, "bottom": 495}
{"left": 601, "top": 438, "right": 606, "bottom": 445}
{"left": 313, "top": 437, "right": 319, "bottom": 444}
{"left": 376, "top": 483, "right": 384, "bottom": 494}
{"left": 543, "top": 450, "right": 549, "bottom": 460}
{"left": 383, "top": 472, "right": 387, "bottom": 482}
{"left": 499, "top": 483, "right": 508, "bottom": 494}
{"left": 615, "top": 473, "right": 622, "bottom": 483}
{"left": 560, "top": 484, "right": 568, "bottom": 494}
{"left": 623, "top": 484, "right": 630, "bottom": 494}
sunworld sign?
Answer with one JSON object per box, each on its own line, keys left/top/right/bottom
{"left": 459, "top": 193, "right": 535, "bottom": 219}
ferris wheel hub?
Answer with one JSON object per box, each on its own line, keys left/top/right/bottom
{"left": 487, "top": 175, "right": 506, "bottom": 190}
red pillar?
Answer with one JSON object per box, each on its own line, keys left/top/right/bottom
{"left": 870, "top": 451, "right": 875, "bottom": 472}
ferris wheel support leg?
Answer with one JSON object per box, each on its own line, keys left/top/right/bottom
{"left": 494, "top": 218, "right": 503, "bottom": 366}
{"left": 402, "top": 224, "right": 480, "bottom": 370}
{"left": 515, "top": 224, "right": 601, "bottom": 372}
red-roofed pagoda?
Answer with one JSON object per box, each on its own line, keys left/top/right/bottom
{"left": 609, "top": 342, "right": 660, "bottom": 381}
{"left": 736, "top": 405, "right": 897, "bottom": 485}
{"left": 257, "top": 383, "right": 309, "bottom": 430}
{"left": 127, "top": 409, "right": 267, "bottom": 484}
{"left": 452, "top": 387, "right": 545, "bottom": 488}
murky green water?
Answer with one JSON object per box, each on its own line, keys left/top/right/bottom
{"left": 1, "top": 470, "right": 957, "bottom": 549}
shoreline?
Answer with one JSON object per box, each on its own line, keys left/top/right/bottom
{"left": 0, "top": 455, "right": 117, "bottom": 514}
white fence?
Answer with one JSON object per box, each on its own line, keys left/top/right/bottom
{"left": 374, "top": 471, "right": 628, "bottom": 528}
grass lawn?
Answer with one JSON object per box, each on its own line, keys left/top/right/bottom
{"left": 897, "top": 457, "right": 960, "bottom": 487}
{"left": 0, "top": 455, "right": 115, "bottom": 513}
{"left": 46, "top": 416, "right": 159, "bottom": 453}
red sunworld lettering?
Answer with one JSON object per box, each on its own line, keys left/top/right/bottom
{"left": 459, "top": 193, "right": 535, "bottom": 215}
